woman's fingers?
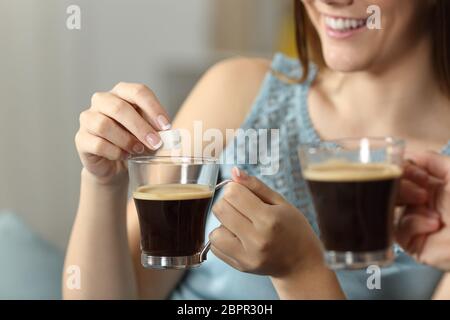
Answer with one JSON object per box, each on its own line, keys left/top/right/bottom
{"left": 110, "top": 82, "right": 171, "bottom": 131}
{"left": 90, "top": 92, "right": 162, "bottom": 150}
{"left": 222, "top": 182, "right": 265, "bottom": 222}
{"left": 395, "top": 207, "right": 441, "bottom": 251}
{"left": 75, "top": 130, "right": 126, "bottom": 161}
{"left": 403, "top": 161, "right": 429, "bottom": 188}
{"left": 212, "top": 198, "right": 254, "bottom": 242}
{"left": 210, "top": 243, "right": 242, "bottom": 271}
{"left": 408, "top": 151, "right": 450, "bottom": 181}
{"left": 397, "top": 179, "right": 428, "bottom": 206}
{"left": 408, "top": 234, "right": 428, "bottom": 258}
{"left": 403, "top": 159, "right": 445, "bottom": 191}
{"left": 79, "top": 110, "right": 145, "bottom": 155}
{"left": 209, "top": 226, "right": 245, "bottom": 268}
{"left": 231, "top": 167, "right": 286, "bottom": 205}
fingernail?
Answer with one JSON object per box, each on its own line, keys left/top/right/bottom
{"left": 157, "top": 115, "right": 171, "bottom": 131}
{"left": 233, "top": 167, "right": 248, "bottom": 179}
{"left": 145, "top": 133, "right": 163, "bottom": 150}
{"left": 133, "top": 143, "right": 145, "bottom": 154}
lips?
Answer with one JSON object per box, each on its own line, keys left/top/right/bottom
{"left": 324, "top": 16, "right": 367, "bottom": 32}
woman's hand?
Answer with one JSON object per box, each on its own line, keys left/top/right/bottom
{"left": 75, "top": 82, "right": 171, "bottom": 184}
{"left": 210, "top": 167, "right": 324, "bottom": 277}
{"left": 396, "top": 152, "right": 450, "bottom": 271}
{"left": 210, "top": 167, "right": 344, "bottom": 299}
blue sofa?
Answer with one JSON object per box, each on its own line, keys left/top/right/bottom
{"left": 0, "top": 211, "right": 64, "bottom": 299}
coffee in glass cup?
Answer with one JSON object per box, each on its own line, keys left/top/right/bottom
{"left": 299, "top": 137, "right": 404, "bottom": 269}
{"left": 128, "top": 156, "right": 229, "bottom": 269}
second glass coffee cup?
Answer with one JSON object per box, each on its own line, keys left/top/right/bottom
{"left": 299, "top": 137, "right": 405, "bottom": 270}
{"left": 128, "top": 156, "right": 229, "bottom": 269}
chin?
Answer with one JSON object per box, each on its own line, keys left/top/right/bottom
{"left": 322, "top": 47, "right": 374, "bottom": 72}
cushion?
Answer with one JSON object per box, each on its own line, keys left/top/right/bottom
{"left": 0, "top": 211, "right": 64, "bottom": 299}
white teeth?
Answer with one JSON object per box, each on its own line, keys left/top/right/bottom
{"left": 329, "top": 19, "right": 337, "bottom": 29}
{"left": 324, "top": 16, "right": 366, "bottom": 32}
{"left": 344, "top": 19, "right": 351, "bottom": 29}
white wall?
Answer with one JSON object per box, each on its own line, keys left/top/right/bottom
{"left": 0, "top": 0, "right": 286, "bottom": 250}
{"left": 0, "top": 0, "right": 215, "bottom": 249}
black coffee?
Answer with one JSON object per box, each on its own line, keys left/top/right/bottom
{"left": 133, "top": 184, "right": 214, "bottom": 257}
{"left": 304, "top": 162, "right": 401, "bottom": 252}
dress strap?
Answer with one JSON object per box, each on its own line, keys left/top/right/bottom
{"left": 441, "top": 141, "right": 450, "bottom": 155}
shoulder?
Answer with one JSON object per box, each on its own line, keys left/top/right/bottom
{"left": 174, "top": 56, "right": 271, "bottom": 132}
{"left": 203, "top": 54, "right": 306, "bottom": 92}
{"left": 206, "top": 56, "right": 271, "bottom": 80}
{"left": 204, "top": 54, "right": 306, "bottom": 84}
{"left": 201, "top": 56, "right": 271, "bottom": 98}
{"left": 206, "top": 54, "right": 308, "bottom": 90}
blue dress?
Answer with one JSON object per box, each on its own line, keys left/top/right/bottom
{"left": 170, "top": 53, "right": 450, "bottom": 300}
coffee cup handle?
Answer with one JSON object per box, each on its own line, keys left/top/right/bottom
{"left": 200, "top": 179, "right": 233, "bottom": 262}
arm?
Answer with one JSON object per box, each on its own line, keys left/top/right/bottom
{"left": 63, "top": 169, "right": 138, "bottom": 299}
{"left": 433, "top": 273, "right": 450, "bottom": 300}
{"left": 63, "top": 169, "right": 186, "bottom": 300}
{"left": 63, "top": 57, "right": 270, "bottom": 299}
{"left": 271, "top": 264, "right": 345, "bottom": 300}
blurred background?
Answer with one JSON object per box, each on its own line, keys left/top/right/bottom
{"left": 0, "top": 0, "right": 295, "bottom": 298}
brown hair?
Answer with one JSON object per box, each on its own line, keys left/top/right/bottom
{"left": 294, "top": 0, "right": 450, "bottom": 97}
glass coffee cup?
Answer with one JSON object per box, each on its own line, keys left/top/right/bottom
{"left": 128, "top": 156, "right": 229, "bottom": 269}
{"left": 299, "top": 137, "right": 405, "bottom": 269}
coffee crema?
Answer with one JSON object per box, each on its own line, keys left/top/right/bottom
{"left": 133, "top": 184, "right": 214, "bottom": 201}
{"left": 304, "top": 161, "right": 402, "bottom": 253}
{"left": 303, "top": 161, "right": 402, "bottom": 182}
{"left": 133, "top": 184, "right": 214, "bottom": 257}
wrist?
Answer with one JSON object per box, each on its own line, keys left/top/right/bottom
{"left": 272, "top": 249, "right": 325, "bottom": 283}
{"left": 81, "top": 168, "right": 129, "bottom": 190}
{"left": 78, "top": 168, "right": 129, "bottom": 221}
{"left": 283, "top": 235, "right": 325, "bottom": 279}
{"left": 270, "top": 260, "right": 344, "bottom": 300}
{"left": 270, "top": 240, "right": 345, "bottom": 299}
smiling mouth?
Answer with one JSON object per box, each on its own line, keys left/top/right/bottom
{"left": 324, "top": 15, "right": 367, "bottom": 33}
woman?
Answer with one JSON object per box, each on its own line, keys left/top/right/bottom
{"left": 64, "top": 0, "right": 450, "bottom": 299}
